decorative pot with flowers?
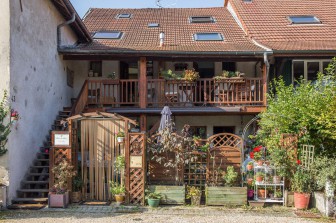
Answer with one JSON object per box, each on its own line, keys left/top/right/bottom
{"left": 49, "top": 160, "right": 76, "bottom": 208}
{"left": 10, "top": 109, "right": 19, "bottom": 121}
{"left": 110, "top": 181, "right": 126, "bottom": 203}
{"left": 116, "top": 131, "right": 125, "bottom": 143}
{"left": 250, "top": 146, "right": 264, "bottom": 166}
{"left": 255, "top": 172, "right": 265, "bottom": 183}
{"left": 291, "top": 165, "right": 313, "bottom": 210}
{"left": 183, "top": 69, "right": 200, "bottom": 82}
{"left": 186, "top": 186, "right": 201, "bottom": 206}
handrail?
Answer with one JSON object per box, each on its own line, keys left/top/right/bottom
{"left": 70, "top": 80, "right": 88, "bottom": 116}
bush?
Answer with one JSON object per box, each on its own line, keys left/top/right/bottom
{"left": 311, "top": 155, "right": 336, "bottom": 190}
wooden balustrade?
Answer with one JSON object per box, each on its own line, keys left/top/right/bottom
{"left": 73, "top": 77, "right": 264, "bottom": 111}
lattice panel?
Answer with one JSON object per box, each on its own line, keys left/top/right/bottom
{"left": 127, "top": 133, "right": 146, "bottom": 205}
{"left": 208, "top": 133, "right": 243, "bottom": 149}
{"left": 301, "top": 145, "right": 315, "bottom": 170}
{"left": 50, "top": 148, "right": 72, "bottom": 190}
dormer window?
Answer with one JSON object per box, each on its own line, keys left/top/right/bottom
{"left": 288, "top": 16, "right": 321, "bottom": 24}
{"left": 190, "top": 16, "right": 215, "bottom": 23}
{"left": 194, "top": 33, "right": 223, "bottom": 41}
{"left": 117, "top": 13, "right": 132, "bottom": 19}
{"left": 93, "top": 31, "right": 123, "bottom": 39}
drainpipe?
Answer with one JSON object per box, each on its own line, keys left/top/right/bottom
{"left": 57, "top": 13, "right": 76, "bottom": 49}
{"left": 264, "top": 52, "right": 270, "bottom": 92}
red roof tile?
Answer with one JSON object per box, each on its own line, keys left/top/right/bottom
{"left": 229, "top": 0, "right": 336, "bottom": 51}
{"left": 72, "top": 7, "right": 264, "bottom": 54}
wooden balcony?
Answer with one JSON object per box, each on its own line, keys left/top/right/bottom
{"left": 72, "top": 77, "right": 266, "bottom": 115}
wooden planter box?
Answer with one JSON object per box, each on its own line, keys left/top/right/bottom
{"left": 284, "top": 190, "right": 294, "bottom": 207}
{"left": 148, "top": 185, "right": 185, "bottom": 205}
{"left": 206, "top": 186, "right": 247, "bottom": 206}
{"left": 48, "top": 191, "right": 69, "bottom": 208}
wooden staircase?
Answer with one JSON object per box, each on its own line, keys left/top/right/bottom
{"left": 8, "top": 107, "right": 72, "bottom": 209}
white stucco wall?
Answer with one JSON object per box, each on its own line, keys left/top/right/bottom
{"left": 0, "top": 0, "right": 10, "bottom": 182}
{"left": 7, "top": 0, "right": 78, "bottom": 202}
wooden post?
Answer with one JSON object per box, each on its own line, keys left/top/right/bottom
{"left": 262, "top": 63, "right": 267, "bottom": 106}
{"left": 139, "top": 57, "right": 147, "bottom": 108}
{"left": 140, "top": 114, "right": 147, "bottom": 132}
{"left": 125, "top": 125, "right": 130, "bottom": 204}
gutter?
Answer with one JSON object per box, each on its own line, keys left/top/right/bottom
{"left": 58, "top": 48, "right": 267, "bottom": 57}
{"left": 273, "top": 50, "right": 336, "bottom": 55}
{"left": 57, "top": 13, "right": 76, "bottom": 48}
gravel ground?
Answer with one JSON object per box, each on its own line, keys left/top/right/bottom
{"left": 0, "top": 206, "right": 327, "bottom": 223}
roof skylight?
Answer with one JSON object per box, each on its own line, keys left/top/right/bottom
{"left": 190, "top": 16, "right": 215, "bottom": 23}
{"left": 117, "top": 13, "right": 132, "bottom": 19}
{"left": 288, "top": 16, "right": 321, "bottom": 24}
{"left": 148, "top": 23, "right": 160, "bottom": 28}
{"left": 194, "top": 33, "right": 223, "bottom": 41}
{"left": 93, "top": 31, "right": 123, "bottom": 39}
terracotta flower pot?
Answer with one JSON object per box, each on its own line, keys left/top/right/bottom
{"left": 115, "top": 194, "right": 125, "bottom": 203}
{"left": 294, "top": 192, "right": 310, "bottom": 209}
{"left": 258, "top": 189, "right": 267, "bottom": 199}
{"left": 256, "top": 176, "right": 263, "bottom": 182}
{"left": 246, "top": 164, "right": 253, "bottom": 171}
{"left": 247, "top": 178, "right": 254, "bottom": 185}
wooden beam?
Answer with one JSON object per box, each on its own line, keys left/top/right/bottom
{"left": 139, "top": 57, "right": 147, "bottom": 109}
{"left": 140, "top": 114, "right": 147, "bottom": 132}
{"left": 262, "top": 63, "right": 267, "bottom": 106}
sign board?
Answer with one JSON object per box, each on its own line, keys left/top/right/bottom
{"left": 51, "top": 131, "right": 70, "bottom": 147}
{"left": 130, "top": 156, "right": 142, "bottom": 168}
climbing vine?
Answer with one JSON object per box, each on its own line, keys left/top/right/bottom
{"left": 0, "top": 91, "right": 11, "bottom": 156}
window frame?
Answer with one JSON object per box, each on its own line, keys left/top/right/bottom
{"left": 190, "top": 16, "right": 215, "bottom": 23}
{"left": 93, "top": 31, "right": 123, "bottom": 40}
{"left": 292, "top": 59, "right": 331, "bottom": 83}
{"left": 148, "top": 23, "right": 160, "bottom": 28}
{"left": 288, "top": 15, "right": 321, "bottom": 25}
{"left": 117, "top": 13, "right": 132, "bottom": 19}
{"left": 194, "top": 33, "right": 224, "bottom": 41}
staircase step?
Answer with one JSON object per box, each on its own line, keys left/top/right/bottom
{"left": 22, "top": 181, "right": 49, "bottom": 185}
{"left": 63, "top": 107, "right": 72, "bottom": 111}
{"left": 30, "top": 166, "right": 49, "bottom": 169}
{"left": 18, "top": 189, "right": 49, "bottom": 193}
{"left": 12, "top": 197, "right": 48, "bottom": 203}
{"left": 28, "top": 173, "right": 49, "bottom": 176}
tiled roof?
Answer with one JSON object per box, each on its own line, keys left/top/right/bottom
{"left": 71, "top": 7, "right": 265, "bottom": 54}
{"left": 229, "top": 0, "right": 336, "bottom": 51}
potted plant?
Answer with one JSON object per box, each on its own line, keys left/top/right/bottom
{"left": 247, "top": 181, "right": 255, "bottom": 200}
{"left": 257, "top": 188, "right": 267, "bottom": 199}
{"left": 198, "top": 143, "right": 210, "bottom": 152}
{"left": 255, "top": 172, "right": 265, "bottom": 183}
{"left": 193, "top": 135, "right": 202, "bottom": 146}
{"left": 49, "top": 160, "right": 76, "bottom": 208}
{"left": 72, "top": 175, "right": 83, "bottom": 203}
{"left": 274, "top": 190, "right": 283, "bottom": 200}
{"left": 116, "top": 132, "right": 125, "bottom": 143}
{"left": 250, "top": 146, "right": 264, "bottom": 166}
{"left": 246, "top": 161, "right": 254, "bottom": 171}
{"left": 183, "top": 69, "right": 199, "bottom": 82}
{"left": 291, "top": 165, "right": 313, "bottom": 209}
{"left": 146, "top": 190, "right": 162, "bottom": 208}
{"left": 223, "top": 166, "right": 238, "bottom": 187}
{"left": 187, "top": 186, "right": 201, "bottom": 206}
{"left": 110, "top": 181, "right": 126, "bottom": 203}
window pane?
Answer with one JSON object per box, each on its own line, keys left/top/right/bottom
{"left": 289, "top": 16, "right": 320, "bottom": 24}
{"left": 194, "top": 33, "right": 223, "bottom": 41}
{"left": 118, "top": 14, "right": 131, "bottom": 18}
{"left": 190, "top": 16, "right": 214, "bottom": 23}
{"left": 323, "top": 61, "right": 330, "bottom": 73}
{"left": 307, "top": 62, "right": 319, "bottom": 81}
{"left": 293, "top": 61, "right": 304, "bottom": 82}
{"left": 93, "top": 32, "right": 122, "bottom": 39}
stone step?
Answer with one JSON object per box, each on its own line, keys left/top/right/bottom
{"left": 22, "top": 181, "right": 49, "bottom": 185}
{"left": 28, "top": 173, "right": 49, "bottom": 176}
{"left": 18, "top": 189, "right": 49, "bottom": 193}
{"left": 12, "top": 197, "right": 48, "bottom": 203}
{"left": 30, "top": 166, "right": 49, "bottom": 169}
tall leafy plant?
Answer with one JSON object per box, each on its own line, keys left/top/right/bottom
{"left": 0, "top": 91, "right": 11, "bottom": 156}
{"left": 256, "top": 58, "right": 336, "bottom": 155}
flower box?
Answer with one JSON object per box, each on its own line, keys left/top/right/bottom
{"left": 48, "top": 191, "right": 69, "bottom": 208}
{"left": 148, "top": 185, "right": 185, "bottom": 205}
{"left": 205, "top": 186, "right": 247, "bottom": 206}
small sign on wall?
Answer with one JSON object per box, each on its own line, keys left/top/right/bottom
{"left": 130, "top": 156, "right": 142, "bottom": 168}
{"left": 52, "top": 131, "right": 70, "bottom": 148}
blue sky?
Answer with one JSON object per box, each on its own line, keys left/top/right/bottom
{"left": 70, "top": 0, "right": 224, "bottom": 18}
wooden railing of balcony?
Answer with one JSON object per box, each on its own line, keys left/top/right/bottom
{"left": 80, "top": 78, "right": 263, "bottom": 109}
{"left": 70, "top": 80, "right": 88, "bottom": 116}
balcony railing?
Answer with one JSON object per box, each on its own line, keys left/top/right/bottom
{"left": 81, "top": 78, "right": 264, "bottom": 110}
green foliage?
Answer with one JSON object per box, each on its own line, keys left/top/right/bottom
{"left": 72, "top": 175, "right": 83, "bottom": 192}
{"left": 291, "top": 166, "right": 313, "bottom": 193}
{"left": 115, "top": 155, "right": 125, "bottom": 172}
{"left": 51, "top": 160, "right": 77, "bottom": 194}
{"left": 0, "top": 91, "right": 11, "bottom": 156}
{"left": 311, "top": 155, "right": 336, "bottom": 190}
{"left": 162, "top": 69, "right": 183, "bottom": 80}
{"left": 116, "top": 131, "right": 125, "bottom": 137}
{"left": 256, "top": 58, "right": 336, "bottom": 155}
{"left": 255, "top": 172, "right": 265, "bottom": 178}
{"left": 145, "top": 190, "right": 162, "bottom": 200}
{"left": 223, "top": 166, "right": 238, "bottom": 187}
{"left": 109, "top": 181, "right": 125, "bottom": 195}
{"left": 274, "top": 190, "right": 282, "bottom": 198}
{"left": 269, "top": 148, "right": 292, "bottom": 178}
{"left": 198, "top": 143, "right": 210, "bottom": 152}
{"left": 186, "top": 186, "right": 201, "bottom": 199}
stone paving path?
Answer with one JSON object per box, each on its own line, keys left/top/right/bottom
{"left": 0, "top": 205, "right": 328, "bottom": 223}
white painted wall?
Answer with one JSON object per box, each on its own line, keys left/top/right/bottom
{"left": 6, "top": 0, "right": 78, "bottom": 201}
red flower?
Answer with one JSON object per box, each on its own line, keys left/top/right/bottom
{"left": 249, "top": 152, "right": 254, "bottom": 159}
{"left": 253, "top": 146, "right": 263, "bottom": 152}
{"left": 297, "top": 160, "right": 301, "bottom": 165}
